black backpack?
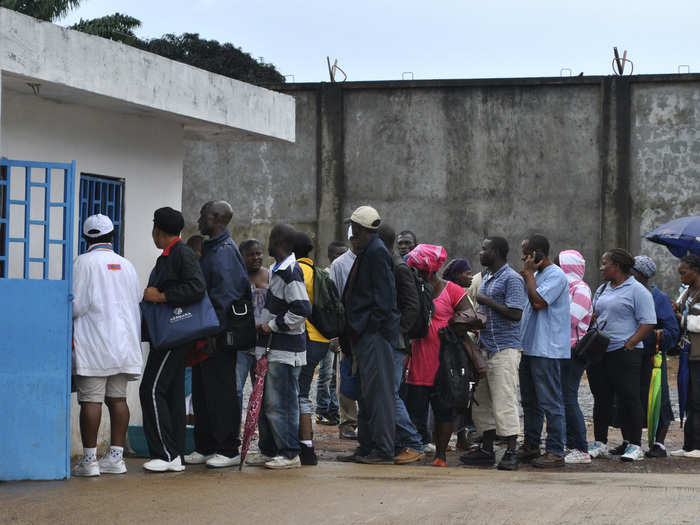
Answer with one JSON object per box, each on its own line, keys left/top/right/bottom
{"left": 436, "top": 325, "right": 477, "bottom": 410}
{"left": 406, "top": 270, "right": 435, "bottom": 339}
{"left": 298, "top": 261, "right": 345, "bottom": 339}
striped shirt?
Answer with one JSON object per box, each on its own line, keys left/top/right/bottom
{"left": 258, "top": 253, "right": 312, "bottom": 353}
{"left": 558, "top": 250, "right": 593, "bottom": 347}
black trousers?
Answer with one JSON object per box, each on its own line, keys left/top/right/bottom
{"left": 587, "top": 347, "right": 643, "bottom": 446}
{"left": 192, "top": 350, "right": 240, "bottom": 457}
{"left": 140, "top": 346, "right": 186, "bottom": 462}
{"left": 684, "top": 361, "right": 700, "bottom": 451}
{"left": 403, "top": 384, "right": 454, "bottom": 445}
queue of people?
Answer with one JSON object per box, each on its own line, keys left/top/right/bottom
{"left": 69, "top": 203, "right": 700, "bottom": 476}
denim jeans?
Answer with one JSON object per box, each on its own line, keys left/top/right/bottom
{"left": 519, "top": 355, "right": 566, "bottom": 456}
{"left": 316, "top": 350, "right": 339, "bottom": 418}
{"left": 258, "top": 361, "right": 302, "bottom": 459}
{"left": 298, "top": 339, "right": 330, "bottom": 415}
{"left": 235, "top": 351, "right": 256, "bottom": 420}
{"left": 393, "top": 350, "right": 424, "bottom": 453}
{"left": 560, "top": 357, "right": 587, "bottom": 452}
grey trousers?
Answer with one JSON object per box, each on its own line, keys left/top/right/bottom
{"left": 354, "top": 331, "right": 396, "bottom": 458}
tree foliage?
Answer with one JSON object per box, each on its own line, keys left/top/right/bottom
{"left": 70, "top": 12, "right": 141, "bottom": 45}
{"left": 0, "top": 0, "right": 81, "bottom": 21}
{"left": 139, "top": 33, "right": 285, "bottom": 85}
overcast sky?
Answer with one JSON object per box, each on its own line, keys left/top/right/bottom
{"left": 59, "top": 0, "right": 699, "bottom": 82}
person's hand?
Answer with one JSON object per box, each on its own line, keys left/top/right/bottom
{"left": 329, "top": 338, "right": 341, "bottom": 353}
{"left": 623, "top": 339, "right": 636, "bottom": 351}
{"left": 522, "top": 253, "right": 540, "bottom": 274}
{"left": 143, "top": 287, "right": 166, "bottom": 303}
{"left": 655, "top": 329, "right": 664, "bottom": 340}
{"left": 258, "top": 323, "right": 272, "bottom": 335}
{"left": 672, "top": 301, "right": 679, "bottom": 313}
{"left": 476, "top": 293, "right": 490, "bottom": 306}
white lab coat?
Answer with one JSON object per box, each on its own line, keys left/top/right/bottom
{"left": 72, "top": 246, "right": 143, "bottom": 377}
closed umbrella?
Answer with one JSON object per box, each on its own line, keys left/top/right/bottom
{"left": 239, "top": 338, "right": 270, "bottom": 471}
{"left": 647, "top": 331, "right": 662, "bottom": 446}
{"left": 644, "top": 215, "right": 700, "bottom": 258}
{"left": 678, "top": 336, "right": 691, "bottom": 427}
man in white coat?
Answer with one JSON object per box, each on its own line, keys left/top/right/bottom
{"left": 72, "top": 214, "right": 142, "bottom": 476}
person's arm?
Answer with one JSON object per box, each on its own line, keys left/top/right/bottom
{"left": 72, "top": 258, "right": 91, "bottom": 319}
{"left": 476, "top": 272, "right": 524, "bottom": 322}
{"left": 395, "top": 263, "right": 419, "bottom": 334}
{"left": 623, "top": 324, "right": 655, "bottom": 350}
{"left": 626, "top": 286, "right": 657, "bottom": 350}
{"left": 570, "top": 286, "right": 593, "bottom": 335}
{"left": 161, "top": 246, "right": 206, "bottom": 306}
{"left": 657, "top": 294, "right": 680, "bottom": 351}
{"left": 370, "top": 249, "right": 396, "bottom": 324}
{"left": 520, "top": 255, "right": 548, "bottom": 310}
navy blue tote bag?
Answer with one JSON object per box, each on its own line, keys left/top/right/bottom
{"left": 141, "top": 292, "right": 221, "bottom": 350}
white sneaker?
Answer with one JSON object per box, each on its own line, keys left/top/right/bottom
{"left": 684, "top": 449, "right": 700, "bottom": 458}
{"left": 424, "top": 443, "right": 436, "bottom": 454}
{"left": 564, "top": 449, "right": 592, "bottom": 464}
{"left": 98, "top": 454, "right": 127, "bottom": 474}
{"left": 206, "top": 454, "right": 241, "bottom": 468}
{"left": 264, "top": 455, "right": 301, "bottom": 469}
{"left": 143, "top": 456, "right": 186, "bottom": 472}
{"left": 245, "top": 454, "right": 274, "bottom": 466}
{"left": 184, "top": 451, "right": 215, "bottom": 464}
{"left": 588, "top": 441, "right": 609, "bottom": 458}
{"left": 670, "top": 449, "right": 687, "bottom": 457}
{"left": 621, "top": 444, "right": 644, "bottom": 462}
{"left": 72, "top": 459, "right": 100, "bottom": 477}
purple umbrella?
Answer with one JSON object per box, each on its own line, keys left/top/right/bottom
{"left": 239, "top": 339, "right": 270, "bottom": 471}
{"left": 678, "top": 336, "right": 690, "bottom": 427}
{"left": 644, "top": 215, "right": 700, "bottom": 258}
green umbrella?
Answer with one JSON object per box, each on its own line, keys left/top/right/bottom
{"left": 647, "top": 331, "right": 662, "bottom": 447}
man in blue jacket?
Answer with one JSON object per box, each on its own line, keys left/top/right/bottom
{"left": 185, "top": 200, "right": 250, "bottom": 469}
{"left": 342, "top": 206, "right": 400, "bottom": 464}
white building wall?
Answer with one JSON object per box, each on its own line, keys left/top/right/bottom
{"left": 2, "top": 88, "right": 185, "bottom": 455}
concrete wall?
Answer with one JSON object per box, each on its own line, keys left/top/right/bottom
{"left": 2, "top": 87, "right": 185, "bottom": 455}
{"left": 184, "top": 75, "right": 700, "bottom": 296}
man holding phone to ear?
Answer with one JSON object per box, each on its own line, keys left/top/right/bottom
{"left": 518, "top": 234, "right": 571, "bottom": 468}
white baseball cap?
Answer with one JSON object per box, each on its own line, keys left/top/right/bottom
{"left": 83, "top": 214, "right": 114, "bottom": 238}
{"left": 350, "top": 205, "right": 381, "bottom": 230}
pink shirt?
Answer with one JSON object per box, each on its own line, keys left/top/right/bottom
{"left": 407, "top": 281, "right": 466, "bottom": 386}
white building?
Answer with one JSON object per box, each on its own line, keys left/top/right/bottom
{"left": 0, "top": 7, "right": 294, "bottom": 478}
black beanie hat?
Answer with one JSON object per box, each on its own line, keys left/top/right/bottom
{"left": 153, "top": 207, "right": 184, "bottom": 236}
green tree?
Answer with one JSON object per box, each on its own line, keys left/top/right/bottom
{"left": 0, "top": 0, "right": 81, "bottom": 21}
{"left": 70, "top": 12, "right": 141, "bottom": 45}
{"left": 140, "top": 33, "right": 285, "bottom": 85}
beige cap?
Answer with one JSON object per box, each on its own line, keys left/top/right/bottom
{"left": 83, "top": 214, "right": 114, "bottom": 238}
{"left": 350, "top": 205, "right": 381, "bottom": 230}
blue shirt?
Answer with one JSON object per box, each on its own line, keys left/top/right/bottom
{"left": 593, "top": 276, "right": 657, "bottom": 351}
{"left": 642, "top": 286, "right": 679, "bottom": 354}
{"left": 478, "top": 263, "right": 527, "bottom": 355}
{"left": 520, "top": 264, "right": 571, "bottom": 359}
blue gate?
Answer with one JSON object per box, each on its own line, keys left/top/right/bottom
{"left": 0, "top": 158, "right": 75, "bottom": 480}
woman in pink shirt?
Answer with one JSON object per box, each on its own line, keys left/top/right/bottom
{"left": 404, "top": 244, "right": 472, "bottom": 467}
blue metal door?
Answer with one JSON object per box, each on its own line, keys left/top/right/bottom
{"left": 0, "top": 159, "right": 75, "bottom": 480}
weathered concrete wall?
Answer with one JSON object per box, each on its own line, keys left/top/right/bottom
{"left": 183, "top": 75, "right": 700, "bottom": 296}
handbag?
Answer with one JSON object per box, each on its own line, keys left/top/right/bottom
{"left": 573, "top": 320, "right": 609, "bottom": 365}
{"left": 141, "top": 291, "right": 221, "bottom": 350}
{"left": 222, "top": 287, "right": 257, "bottom": 351}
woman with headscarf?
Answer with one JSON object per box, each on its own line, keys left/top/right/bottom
{"left": 405, "top": 245, "right": 473, "bottom": 466}
{"left": 443, "top": 258, "right": 476, "bottom": 450}
{"left": 630, "top": 255, "right": 679, "bottom": 458}
{"left": 556, "top": 250, "right": 593, "bottom": 464}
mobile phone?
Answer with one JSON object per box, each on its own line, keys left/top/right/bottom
{"left": 534, "top": 251, "right": 545, "bottom": 264}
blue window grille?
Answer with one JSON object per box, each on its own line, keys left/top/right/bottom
{"left": 78, "top": 175, "right": 124, "bottom": 255}
{"left": 0, "top": 160, "right": 75, "bottom": 280}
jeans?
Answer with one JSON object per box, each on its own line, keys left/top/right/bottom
{"left": 683, "top": 361, "right": 700, "bottom": 451}
{"left": 587, "top": 348, "right": 643, "bottom": 446}
{"left": 355, "top": 331, "right": 396, "bottom": 458}
{"left": 298, "top": 339, "right": 330, "bottom": 415}
{"left": 393, "top": 350, "right": 424, "bottom": 453}
{"left": 235, "top": 351, "right": 256, "bottom": 421}
{"left": 560, "top": 357, "right": 587, "bottom": 452}
{"left": 258, "top": 361, "right": 302, "bottom": 459}
{"left": 316, "top": 350, "right": 339, "bottom": 418}
{"left": 519, "top": 355, "right": 566, "bottom": 456}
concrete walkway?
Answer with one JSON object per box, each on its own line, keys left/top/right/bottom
{"left": 2, "top": 459, "right": 699, "bottom": 525}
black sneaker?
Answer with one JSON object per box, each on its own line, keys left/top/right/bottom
{"left": 300, "top": 444, "right": 318, "bottom": 466}
{"left": 645, "top": 444, "right": 668, "bottom": 458}
{"left": 516, "top": 444, "right": 541, "bottom": 463}
{"left": 610, "top": 441, "right": 629, "bottom": 455}
{"left": 497, "top": 450, "right": 519, "bottom": 471}
{"left": 460, "top": 447, "right": 496, "bottom": 466}
{"left": 355, "top": 455, "right": 394, "bottom": 465}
